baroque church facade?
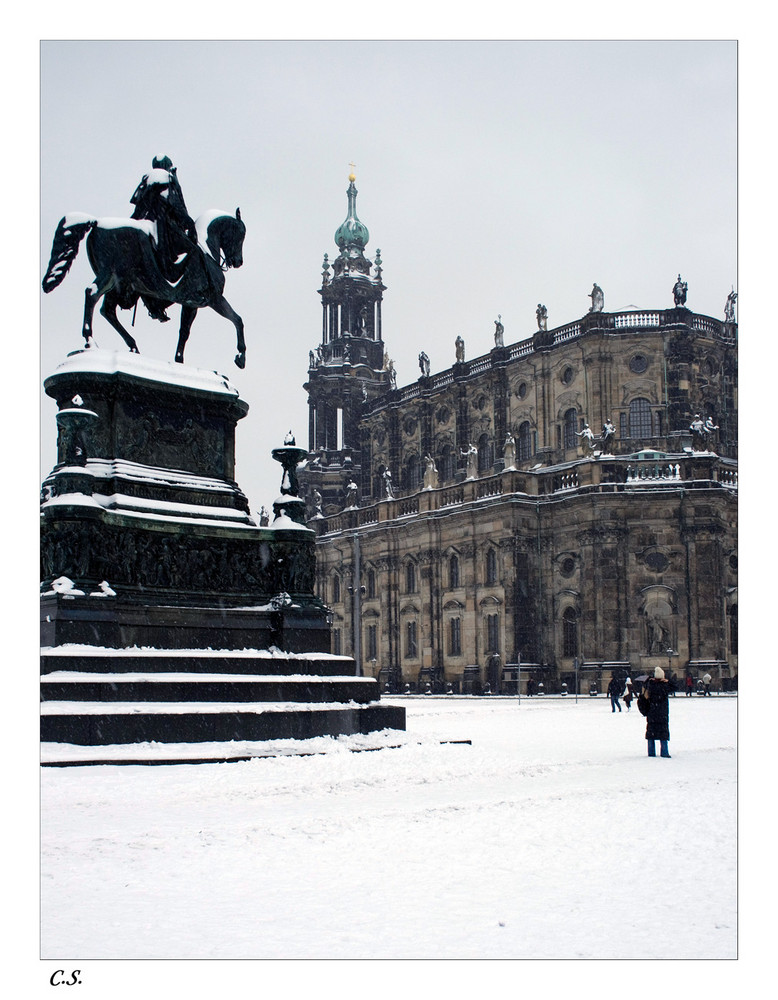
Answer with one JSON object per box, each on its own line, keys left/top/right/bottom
{"left": 299, "top": 175, "right": 738, "bottom": 694}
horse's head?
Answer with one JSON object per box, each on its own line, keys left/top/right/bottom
{"left": 200, "top": 209, "right": 246, "bottom": 270}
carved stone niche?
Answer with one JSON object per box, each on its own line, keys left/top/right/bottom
{"left": 640, "top": 586, "right": 677, "bottom": 656}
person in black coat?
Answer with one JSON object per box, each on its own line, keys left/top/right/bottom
{"left": 643, "top": 666, "right": 676, "bottom": 757}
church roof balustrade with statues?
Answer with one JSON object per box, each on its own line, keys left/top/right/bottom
{"left": 308, "top": 451, "right": 737, "bottom": 538}
{"left": 363, "top": 307, "right": 736, "bottom": 416}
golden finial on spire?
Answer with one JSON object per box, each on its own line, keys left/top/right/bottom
{"left": 348, "top": 161, "right": 356, "bottom": 182}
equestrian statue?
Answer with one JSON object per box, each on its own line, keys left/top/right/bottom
{"left": 42, "top": 155, "right": 247, "bottom": 369}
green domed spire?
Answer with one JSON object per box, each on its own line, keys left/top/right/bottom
{"left": 334, "top": 175, "right": 369, "bottom": 252}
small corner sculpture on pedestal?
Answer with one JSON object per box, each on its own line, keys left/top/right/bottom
{"left": 423, "top": 454, "right": 439, "bottom": 490}
{"left": 576, "top": 421, "right": 598, "bottom": 455}
{"left": 494, "top": 315, "right": 504, "bottom": 348}
{"left": 599, "top": 418, "right": 615, "bottom": 455}
{"left": 503, "top": 432, "right": 516, "bottom": 470}
{"left": 418, "top": 351, "right": 431, "bottom": 378}
{"left": 271, "top": 431, "right": 308, "bottom": 523}
{"left": 536, "top": 304, "right": 548, "bottom": 332}
{"left": 724, "top": 289, "right": 737, "bottom": 323}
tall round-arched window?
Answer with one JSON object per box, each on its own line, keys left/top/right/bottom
{"left": 629, "top": 398, "right": 653, "bottom": 439}
{"left": 486, "top": 548, "right": 498, "bottom": 585}
{"left": 438, "top": 444, "right": 454, "bottom": 482}
{"left": 562, "top": 606, "right": 578, "bottom": 657}
{"left": 477, "top": 433, "right": 494, "bottom": 473}
{"left": 518, "top": 421, "right": 533, "bottom": 461}
{"left": 563, "top": 409, "right": 578, "bottom": 450}
{"left": 404, "top": 453, "right": 421, "bottom": 491}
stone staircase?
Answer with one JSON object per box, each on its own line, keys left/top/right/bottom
{"left": 40, "top": 647, "right": 406, "bottom": 753}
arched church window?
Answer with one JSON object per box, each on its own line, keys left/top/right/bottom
{"left": 405, "top": 561, "right": 417, "bottom": 594}
{"left": 449, "top": 554, "right": 460, "bottom": 589}
{"left": 404, "top": 453, "right": 421, "bottom": 491}
{"left": 563, "top": 409, "right": 578, "bottom": 450}
{"left": 628, "top": 398, "right": 652, "bottom": 439}
{"left": 486, "top": 548, "right": 497, "bottom": 585}
{"left": 438, "top": 444, "right": 454, "bottom": 482}
{"left": 518, "top": 421, "right": 533, "bottom": 461}
{"left": 477, "top": 433, "right": 493, "bottom": 474}
{"left": 562, "top": 606, "right": 578, "bottom": 657}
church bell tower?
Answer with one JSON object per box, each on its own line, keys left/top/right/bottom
{"left": 301, "top": 171, "right": 391, "bottom": 514}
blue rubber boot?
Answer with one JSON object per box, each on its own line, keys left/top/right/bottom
{"left": 660, "top": 740, "right": 671, "bottom": 758}
{"left": 647, "top": 741, "right": 656, "bottom": 757}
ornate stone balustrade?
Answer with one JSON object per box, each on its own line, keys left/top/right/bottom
{"left": 311, "top": 452, "right": 734, "bottom": 537}
{"left": 371, "top": 308, "right": 735, "bottom": 410}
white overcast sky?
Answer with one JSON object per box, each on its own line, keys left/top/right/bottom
{"left": 39, "top": 38, "right": 738, "bottom": 512}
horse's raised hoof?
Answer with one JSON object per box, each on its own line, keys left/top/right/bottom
{"left": 130, "top": 346, "right": 140, "bottom": 354}
{"left": 174, "top": 353, "right": 184, "bottom": 364}
{"left": 235, "top": 351, "right": 246, "bottom": 370}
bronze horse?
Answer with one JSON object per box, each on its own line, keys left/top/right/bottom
{"left": 42, "top": 209, "right": 247, "bottom": 368}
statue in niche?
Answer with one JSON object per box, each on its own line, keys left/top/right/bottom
{"left": 724, "top": 289, "right": 737, "bottom": 323}
{"left": 646, "top": 608, "right": 670, "bottom": 655}
{"left": 503, "top": 432, "right": 516, "bottom": 470}
{"left": 418, "top": 351, "right": 431, "bottom": 377}
{"left": 494, "top": 315, "right": 504, "bottom": 348}
{"left": 536, "top": 304, "right": 548, "bottom": 332}
{"left": 455, "top": 335, "right": 465, "bottom": 362}
{"left": 383, "top": 468, "right": 395, "bottom": 499}
{"left": 588, "top": 283, "right": 604, "bottom": 313}
{"left": 673, "top": 274, "right": 688, "bottom": 307}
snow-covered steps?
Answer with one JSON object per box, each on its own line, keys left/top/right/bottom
{"left": 40, "top": 700, "right": 406, "bottom": 746}
{"left": 40, "top": 671, "right": 378, "bottom": 705}
{"left": 40, "top": 647, "right": 356, "bottom": 677}
{"left": 40, "top": 646, "right": 406, "bottom": 747}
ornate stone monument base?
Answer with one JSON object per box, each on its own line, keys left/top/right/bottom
{"left": 40, "top": 350, "right": 405, "bottom": 748}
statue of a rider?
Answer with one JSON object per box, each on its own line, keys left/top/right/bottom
{"left": 130, "top": 156, "right": 199, "bottom": 318}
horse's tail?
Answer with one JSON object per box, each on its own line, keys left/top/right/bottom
{"left": 41, "top": 214, "right": 96, "bottom": 293}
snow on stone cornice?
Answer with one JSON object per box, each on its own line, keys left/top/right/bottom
{"left": 50, "top": 348, "right": 240, "bottom": 398}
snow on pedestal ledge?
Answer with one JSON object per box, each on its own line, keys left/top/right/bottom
{"left": 52, "top": 348, "right": 242, "bottom": 398}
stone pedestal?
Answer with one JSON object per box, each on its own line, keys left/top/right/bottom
{"left": 40, "top": 349, "right": 327, "bottom": 651}
{"left": 40, "top": 349, "right": 405, "bottom": 750}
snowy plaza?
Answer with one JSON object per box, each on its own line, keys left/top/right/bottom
{"left": 41, "top": 692, "right": 736, "bottom": 962}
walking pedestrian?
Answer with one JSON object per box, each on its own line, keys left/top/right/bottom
{"left": 623, "top": 677, "right": 634, "bottom": 711}
{"left": 685, "top": 673, "right": 694, "bottom": 697}
{"left": 639, "top": 666, "right": 676, "bottom": 757}
{"left": 703, "top": 672, "right": 712, "bottom": 697}
{"left": 607, "top": 675, "right": 622, "bottom": 713}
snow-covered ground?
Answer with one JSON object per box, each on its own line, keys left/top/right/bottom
{"left": 40, "top": 693, "right": 737, "bottom": 967}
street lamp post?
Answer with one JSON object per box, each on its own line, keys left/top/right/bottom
{"left": 574, "top": 655, "right": 579, "bottom": 704}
